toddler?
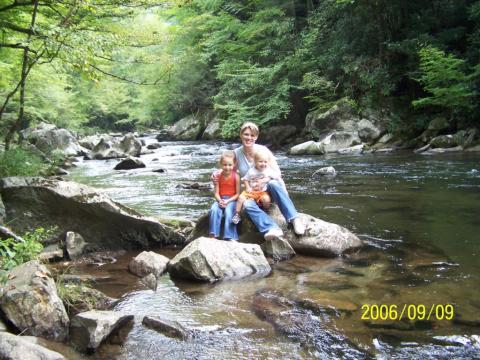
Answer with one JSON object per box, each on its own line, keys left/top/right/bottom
{"left": 232, "top": 149, "right": 280, "bottom": 224}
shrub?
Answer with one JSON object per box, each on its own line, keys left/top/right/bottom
{"left": 0, "top": 147, "right": 48, "bottom": 177}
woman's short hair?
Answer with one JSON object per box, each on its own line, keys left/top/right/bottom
{"left": 240, "top": 122, "right": 259, "bottom": 137}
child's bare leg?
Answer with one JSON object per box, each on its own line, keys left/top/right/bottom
{"left": 232, "top": 195, "right": 245, "bottom": 224}
{"left": 260, "top": 194, "right": 271, "bottom": 210}
{"left": 236, "top": 195, "right": 246, "bottom": 214}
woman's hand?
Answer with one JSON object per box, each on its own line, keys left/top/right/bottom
{"left": 211, "top": 169, "right": 221, "bottom": 184}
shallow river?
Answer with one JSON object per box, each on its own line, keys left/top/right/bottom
{"left": 66, "top": 139, "right": 480, "bottom": 359}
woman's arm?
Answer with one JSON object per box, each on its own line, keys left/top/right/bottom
{"left": 264, "top": 147, "right": 282, "bottom": 178}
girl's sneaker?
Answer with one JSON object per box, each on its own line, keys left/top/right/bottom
{"left": 232, "top": 213, "right": 241, "bottom": 224}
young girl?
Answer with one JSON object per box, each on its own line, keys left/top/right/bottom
{"left": 231, "top": 149, "right": 282, "bottom": 232}
{"left": 209, "top": 150, "right": 241, "bottom": 241}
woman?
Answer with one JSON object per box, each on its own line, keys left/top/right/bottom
{"left": 231, "top": 122, "right": 305, "bottom": 239}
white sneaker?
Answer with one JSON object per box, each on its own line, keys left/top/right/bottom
{"left": 232, "top": 213, "right": 241, "bottom": 224}
{"left": 292, "top": 217, "right": 305, "bottom": 235}
{"left": 264, "top": 228, "right": 283, "bottom": 240}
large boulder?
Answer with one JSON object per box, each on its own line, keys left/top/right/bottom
{"left": 69, "top": 310, "right": 133, "bottom": 353}
{"left": 168, "top": 237, "right": 271, "bottom": 282}
{"left": 0, "top": 177, "right": 184, "bottom": 250}
{"left": 0, "top": 261, "right": 69, "bottom": 342}
{"left": 113, "top": 156, "right": 146, "bottom": 170}
{"left": 170, "top": 115, "right": 205, "bottom": 140}
{"left": 190, "top": 204, "right": 363, "bottom": 257}
{"left": 305, "top": 102, "right": 386, "bottom": 144}
{"left": 88, "top": 133, "right": 142, "bottom": 160}
{"left": 20, "top": 122, "right": 86, "bottom": 157}
{"left": 0, "top": 332, "right": 65, "bottom": 360}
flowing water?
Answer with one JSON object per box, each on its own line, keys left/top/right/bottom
{"left": 66, "top": 138, "right": 480, "bottom": 359}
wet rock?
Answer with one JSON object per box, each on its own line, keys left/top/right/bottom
{"left": 261, "top": 236, "right": 295, "bottom": 261}
{"left": 65, "top": 231, "right": 87, "bottom": 260}
{"left": 422, "top": 145, "right": 464, "bottom": 154}
{"left": 79, "top": 135, "right": 105, "bottom": 150}
{"left": 312, "top": 166, "right": 336, "bottom": 177}
{"left": 152, "top": 168, "right": 166, "bottom": 173}
{"left": 113, "top": 156, "right": 146, "bottom": 170}
{"left": 168, "top": 237, "right": 271, "bottom": 282}
{"left": 252, "top": 289, "right": 367, "bottom": 358}
{"left": 0, "top": 332, "right": 65, "bottom": 360}
{"left": 0, "top": 177, "right": 184, "bottom": 250}
{"left": 142, "top": 316, "right": 192, "bottom": 339}
{"left": 0, "top": 261, "right": 69, "bottom": 341}
{"left": 69, "top": 310, "right": 133, "bottom": 353}
{"left": 129, "top": 251, "right": 169, "bottom": 277}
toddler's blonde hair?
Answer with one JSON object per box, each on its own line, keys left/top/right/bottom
{"left": 219, "top": 150, "right": 236, "bottom": 165}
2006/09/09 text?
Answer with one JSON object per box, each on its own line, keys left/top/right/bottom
{"left": 361, "top": 304, "right": 454, "bottom": 321}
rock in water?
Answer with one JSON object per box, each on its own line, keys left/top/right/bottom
{"left": 284, "top": 213, "right": 363, "bottom": 256}
{"left": 168, "top": 237, "right": 271, "bottom": 282}
{"left": 0, "top": 261, "right": 69, "bottom": 342}
{"left": 70, "top": 310, "right": 133, "bottom": 353}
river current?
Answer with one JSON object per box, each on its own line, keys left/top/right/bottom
{"left": 66, "top": 138, "right": 480, "bottom": 359}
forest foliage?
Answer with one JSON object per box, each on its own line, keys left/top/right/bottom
{"left": 0, "top": 0, "right": 479, "bottom": 142}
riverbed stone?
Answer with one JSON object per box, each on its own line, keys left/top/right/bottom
{"left": 142, "top": 316, "right": 192, "bottom": 339}
{"left": 202, "top": 117, "right": 223, "bottom": 140}
{"left": 260, "top": 125, "right": 298, "bottom": 148}
{"left": 168, "top": 237, "right": 271, "bottom": 282}
{"left": 113, "top": 156, "right": 146, "bottom": 170}
{"left": 0, "top": 332, "right": 65, "bottom": 360}
{"left": 0, "top": 177, "right": 184, "bottom": 250}
{"left": 129, "top": 251, "right": 169, "bottom": 277}
{"left": 0, "top": 260, "right": 69, "bottom": 342}
{"left": 38, "top": 243, "right": 64, "bottom": 262}
{"left": 337, "top": 144, "right": 364, "bottom": 155}
{"left": 69, "top": 310, "right": 133, "bottom": 353}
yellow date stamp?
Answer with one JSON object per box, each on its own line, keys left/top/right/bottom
{"left": 361, "top": 304, "right": 454, "bottom": 321}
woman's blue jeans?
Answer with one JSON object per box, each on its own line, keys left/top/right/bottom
{"left": 267, "top": 180, "right": 298, "bottom": 222}
{"left": 242, "top": 180, "right": 298, "bottom": 234}
{"left": 209, "top": 196, "right": 238, "bottom": 240}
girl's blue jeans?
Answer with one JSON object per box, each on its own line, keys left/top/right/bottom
{"left": 243, "top": 180, "right": 297, "bottom": 234}
{"left": 209, "top": 196, "right": 238, "bottom": 240}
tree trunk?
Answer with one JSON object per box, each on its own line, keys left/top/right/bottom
{"left": 4, "top": 0, "right": 39, "bottom": 150}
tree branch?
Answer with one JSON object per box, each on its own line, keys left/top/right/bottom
{"left": 0, "top": 43, "right": 38, "bottom": 53}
